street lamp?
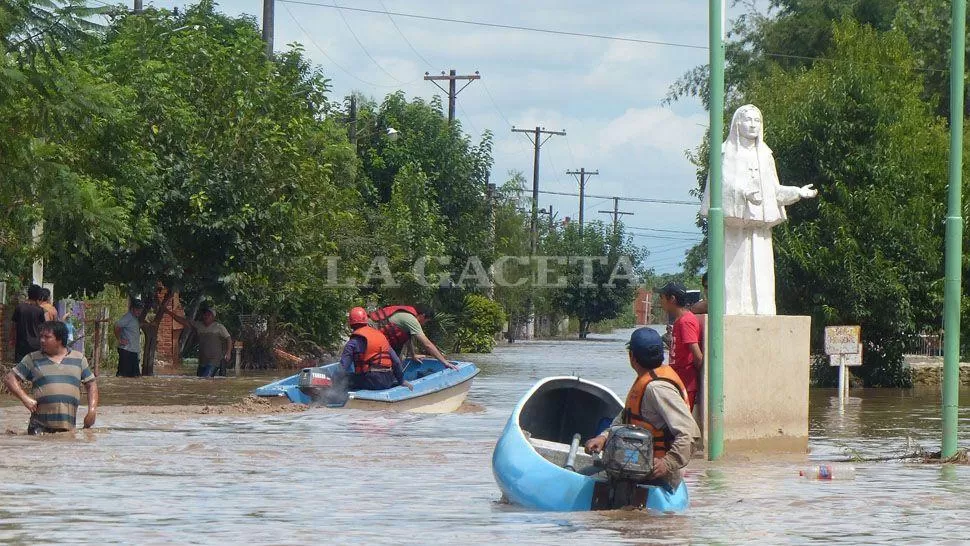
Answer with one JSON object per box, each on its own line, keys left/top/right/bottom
{"left": 386, "top": 127, "right": 400, "bottom": 142}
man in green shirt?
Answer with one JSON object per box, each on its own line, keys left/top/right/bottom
{"left": 369, "top": 305, "right": 456, "bottom": 369}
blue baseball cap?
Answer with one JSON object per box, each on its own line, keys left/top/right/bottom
{"left": 626, "top": 327, "right": 664, "bottom": 366}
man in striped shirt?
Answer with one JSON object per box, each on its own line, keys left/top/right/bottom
{"left": 3, "top": 321, "right": 99, "bottom": 434}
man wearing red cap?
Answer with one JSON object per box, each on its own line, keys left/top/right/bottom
{"left": 339, "top": 307, "right": 412, "bottom": 391}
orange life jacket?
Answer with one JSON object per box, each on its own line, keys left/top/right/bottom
{"left": 368, "top": 305, "right": 419, "bottom": 352}
{"left": 351, "top": 325, "right": 394, "bottom": 374}
{"left": 621, "top": 366, "right": 689, "bottom": 460}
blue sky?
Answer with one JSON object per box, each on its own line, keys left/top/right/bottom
{"left": 141, "top": 0, "right": 770, "bottom": 273}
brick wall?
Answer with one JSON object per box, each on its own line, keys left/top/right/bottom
{"left": 154, "top": 291, "right": 184, "bottom": 371}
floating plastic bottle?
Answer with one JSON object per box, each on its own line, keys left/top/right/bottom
{"left": 799, "top": 464, "right": 856, "bottom": 480}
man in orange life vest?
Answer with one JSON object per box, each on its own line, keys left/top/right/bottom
{"left": 584, "top": 327, "right": 700, "bottom": 487}
{"left": 339, "top": 307, "right": 413, "bottom": 391}
{"left": 369, "top": 304, "right": 457, "bottom": 369}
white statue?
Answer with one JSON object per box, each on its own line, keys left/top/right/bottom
{"left": 701, "top": 104, "right": 817, "bottom": 315}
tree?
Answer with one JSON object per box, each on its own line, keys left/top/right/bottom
{"left": 686, "top": 21, "right": 948, "bottom": 385}
{"left": 541, "top": 221, "right": 646, "bottom": 339}
{"left": 0, "top": 0, "right": 130, "bottom": 284}
{"left": 350, "top": 91, "right": 493, "bottom": 314}
{"left": 45, "top": 3, "right": 361, "bottom": 369}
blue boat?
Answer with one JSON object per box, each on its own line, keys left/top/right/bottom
{"left": 491, "top": 376, "right": 690, "bottom": 512}
{"left": 254, "top": 359, "right": 479, "bottom": 413}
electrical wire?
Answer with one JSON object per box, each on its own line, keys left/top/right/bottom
{"left": 275, "top": 0, "right": 946, "bottom": 74}
{"left": 331, "top": 0, "right": 420, "bottom": 85}
{"left": 277, "top": 0, "right": 707, "bottom": 50}
{"left": 377, "top": 0, "right": 435, "bottom": 69}
{"left": 537, "top": 189, "right": 696, "bottom": 206}
{"left": 283, "top": 3, "right": 401, "bottom": 89}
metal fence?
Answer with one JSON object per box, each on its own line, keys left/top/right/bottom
{"left": 906, "top": 333, "right": 943, "bottom": 357}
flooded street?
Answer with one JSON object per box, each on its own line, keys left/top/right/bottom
{"left": 3, "top": 329, "right": 970, "bottom": 544}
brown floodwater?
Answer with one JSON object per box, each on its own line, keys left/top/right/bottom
{"left": 2, "top": 329, "right": 970, "bottom": 544}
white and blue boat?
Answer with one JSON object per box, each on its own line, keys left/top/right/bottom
{"left": 254, "top": 359, "right": 479, "bottom": 413}
{"left": 491, "top": 376, "right": 690, "bottom": 513}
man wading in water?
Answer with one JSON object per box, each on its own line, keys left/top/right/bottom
{"left": 3, "top": 321, "right": 99, "bottom": 435}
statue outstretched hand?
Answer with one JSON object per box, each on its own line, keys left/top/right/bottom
{"left": 799, "top": 184, "right": 818, "bottom": 199}
{"left": 745, "top": 190, "right": 763, "bottom": 206}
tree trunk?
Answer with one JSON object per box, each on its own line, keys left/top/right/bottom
{"left": 178, "top": 294, "right": 204, "bottom": 355}
{"left": 141, "top": 286, "right": 174, "bottom": 376}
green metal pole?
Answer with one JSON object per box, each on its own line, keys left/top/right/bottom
{"left": 943, "top": 0, "right": 965, "bottom": 459}
{"left": 707, "top": 0, "right": 726, "bottom": 461}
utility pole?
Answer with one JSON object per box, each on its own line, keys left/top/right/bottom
{"left": 486, "top": 182, "right": 497, "bottom": 299}
{"left": 942, "top": 0, "right": 966, "bottom": 459}
{"left": 512, "top": 126, "right": 566, "bottom": 253}
{"left": 262, "top": 0, "right": 274, "bottom": 58}
{"left": 707, "top": 0, "right": 727, "bottom": 461}
{"left": 598, "top": 197, "right": 633, "bottom": 234}
{"left": 348, "top": 95, "right": 358, "bottom": 149}
{"left": 133, "top": 0, "right": 142, "bottom": 12}
{"left": 424, "top": 70, "right": 480, "bottom": 124}
{"left": 566, "top": 168, "right": 598, "bottom": 235}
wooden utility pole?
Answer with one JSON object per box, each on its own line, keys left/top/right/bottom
{"left": 349, "top": 95, "right": 358, "bottom": 148}
{"left": 566, "top": 168, "right": 598, "bottom": 235}
{"left": 262, "top": 0, "right": 274, "bottom": 58}
{"left": 599, "top": 197, "right": 633, "bottom": 234}
{"left": 511, "top": 126, "right": 566, "bottom": 253}
{"left": 486, "top": 182, "right": 497, "bottom": 299}
{"left": 424, "top": 70, "right": 480, "bottom": 123}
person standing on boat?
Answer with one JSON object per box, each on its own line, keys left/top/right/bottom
{"left": 368, "top": 305, "right": 457, "bottom": 370}
{"left": 340, "top": 307, "right": 412, "bottom": 391}
{"left": 584, "top": 327, "right": 700, "bottom": 489}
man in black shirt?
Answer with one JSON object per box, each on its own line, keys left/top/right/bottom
{"left": 9, "top": 284, "right": 47, "bottom": 362}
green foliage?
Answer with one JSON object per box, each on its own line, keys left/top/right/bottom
{"left": 453, "top": 294, "right": 506, "bottom": 353}
{"left": 541, "top": 221, "right": 646, "bottom": 339}
{"left": 683, "top": 20, "right": 945, "bottom": 386}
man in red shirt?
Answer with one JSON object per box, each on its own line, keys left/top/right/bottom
{"left": 658, "top": 282, "right": 703, "bottom": 410}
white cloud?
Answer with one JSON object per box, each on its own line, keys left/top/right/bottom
{"left": 596, "top": 107, "right": 707, "bottom": 156}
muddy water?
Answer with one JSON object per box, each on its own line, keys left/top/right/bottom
{"left": 2, "top": 330, "right": 970, "bottom": 544}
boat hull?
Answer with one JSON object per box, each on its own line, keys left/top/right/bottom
{"left": 491, "top": 376, "right": 690, "bottom": 513}
{"left": 254, "top": 359, "right": 479, "bottom": 413}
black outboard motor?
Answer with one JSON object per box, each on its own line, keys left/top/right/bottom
{"left": 297, "top": 367, "right": 350, "bottom": 406}
{"left": 594, "top": 426, "right": 655, "bottom": 509}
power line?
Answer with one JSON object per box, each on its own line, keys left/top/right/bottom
{"left": 331, "top": 0, "right": 419, "bottom": 85}
{"left": 479, "top": 77, "right": 513, "bottom": 128}
{"left": 378, "top": 0, "right": 435, "bottom": 69}
{"left": 625, "top": 225, "right": 701, "bottom": 235}
{"left": 629, "top": 232, "right": 700, "bottom": 241}
{"left": 275, "top": 0, "right": 945, "bottom": 74}
{"left": 537, "top": 189, "right": 696, "bottom": 206}
{"left": 277, "top": 0, "right": 707, "bottom": 50}
{"left": 282, "top": 3, "right": 400, "bottom": 89}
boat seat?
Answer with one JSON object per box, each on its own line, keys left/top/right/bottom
{"left": 528, "top": 437, "right": 597, "bottom": 470}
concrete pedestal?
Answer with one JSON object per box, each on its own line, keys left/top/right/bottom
{"left": 703, "top": 315, "right": 811, "bottom": 453}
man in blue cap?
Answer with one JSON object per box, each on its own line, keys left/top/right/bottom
{"left": 585, "top": 327, "right": 701, "bottom": 487}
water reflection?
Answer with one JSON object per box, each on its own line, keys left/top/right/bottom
{"left": 1, "top": 330, "right": 970, "bottom": 543}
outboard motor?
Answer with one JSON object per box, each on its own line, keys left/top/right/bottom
{"left": 298, "top": 368, "right": 334, "bottom": 401}
{"left": 594, "top": 426, "right": 655, "bottom": 509}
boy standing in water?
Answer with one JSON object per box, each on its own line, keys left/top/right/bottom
{"left": 658, "top": 282, "right": 703, "bottom": 411}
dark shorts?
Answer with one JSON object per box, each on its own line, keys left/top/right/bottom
{"left": 197, "top": 362, "right": 220, "bottom": 378}
{"left": 117, "top": 349, "right": 140, "bottom": 377}
{"left": 27, "top": 420, "right": 70, "bottom": 435}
